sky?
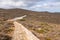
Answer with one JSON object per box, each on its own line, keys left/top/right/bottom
{"left": 0, "top": 0, "right": 60, "bottom": 12}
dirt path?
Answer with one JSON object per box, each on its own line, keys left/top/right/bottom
{"left": 7, "top": 15, "right": 27, "bottom": 21}
{"left": 12, "top": 21, "right": 40, "bottom": 40}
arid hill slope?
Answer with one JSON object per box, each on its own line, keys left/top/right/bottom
{"left": 0, "top": 9, "right": 60, "bottom": 40}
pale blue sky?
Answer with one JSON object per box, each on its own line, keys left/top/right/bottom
{"left": 0, "top": 0, "right": 60, "bottom": 12}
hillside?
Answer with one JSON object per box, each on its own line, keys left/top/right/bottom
{"left": 0, "top": 9, "right": 60, "bottom": 24}
{"left": 0, "top": 9, "right": 60, "bottom": 40}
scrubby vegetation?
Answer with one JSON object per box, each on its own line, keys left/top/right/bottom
{"left": 0, "top": 34, "right": 12, "bottom": 40}
{"left": 0, "top": 9, "right": 60, "bottom": 40}
{"left": 19, "top": 18, "right": 26, "bottom": 21}
{"left": 0, "top": 17, "right": 14, "bottom": 40}
{"left": 45, "top": 37, "right": 51, "bottom": 40}
{"left": 36, "top": 29, "right": 45, "bottom": 33}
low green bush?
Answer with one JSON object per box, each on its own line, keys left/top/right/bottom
{"left": 40, "top": 22, "right": 48, "bottom": 26}
{"left": 36, "top": 29, "right": 45, "bottom": 33}
{"left": 45, "top": 37, "right": 51, "bottom": 40}
{"left": 19, "top": 18, "right": 26, "bottom": 21}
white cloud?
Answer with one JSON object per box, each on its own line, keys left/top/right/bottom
{"left": 30, "top": 2, "right": 60, "bottom": 9}
{"left": 0, "top": 0, "right": 60, "bottom": 8}
{"left": 0, "top": 0, "right": 28, "bottom": 8}
{"left": 0, "top": 0, "right": 15, "bottom": 8}
{"left": 16, "top": 1, "right": 27, "bottom": 7}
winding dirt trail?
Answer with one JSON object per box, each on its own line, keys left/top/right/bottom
{"left": 12, "top": 21, "right": 40, "bottom": 40}
{"left": 7, "top": 15, "right": 40, "bottom": 40}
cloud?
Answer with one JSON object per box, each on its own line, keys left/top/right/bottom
{"left": 0, "top": 0, "right": 38, "bottom": 9}
{"left": 30, "top": 2, "right": 60, "bottom": 10}
{"left": 0, "top": 0, "right": 60, "bottom": 8}
{"left": 0, "top": 0, "right": 29, "bottom": 9}
{"left": 0, "top": 0, "right": 60, "bottom": 12}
